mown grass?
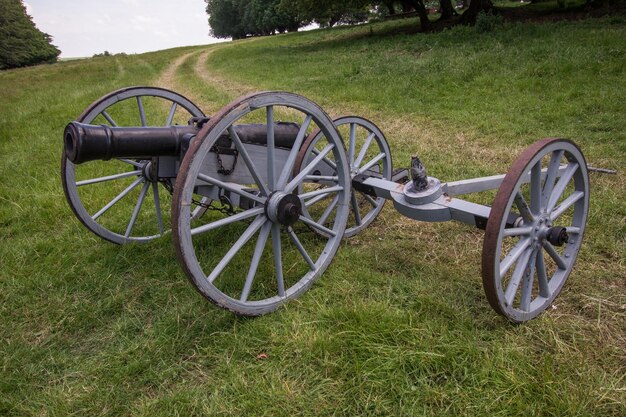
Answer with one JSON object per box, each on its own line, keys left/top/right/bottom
{"left": 1, "top": 16, "right": 624, "bottom": 416}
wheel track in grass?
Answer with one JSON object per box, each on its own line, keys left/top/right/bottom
{"left": 180, "top": 45, "right": 481, "bottom": 265}
{"left": 156, "top": 51, "right": 197, "bottom": 89}
{"left": 161, "top": 45, "right": 590, "bottom": 256}
{"left": 156, "top": 46, "right": 248, "bottom": 114}
{"left": 114, "top": 57, "right": 126, "bottom": 79}
{"left": 160, "top": 44, "right": 575, "bottom": 261}
{"left": 186, "top": 46, "right": 508, "bottom": 177}
{"left": 193, "top": 48, "right": 257, "bottom": 98}
{"left": 165, "top": 45, "right": 512, "bottom": 244}
{"left": 167, "top": 46, "right": 469, "bottom": 165}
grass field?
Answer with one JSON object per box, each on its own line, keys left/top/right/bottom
{"left": 1, "top": 16, "right": 624, "bottom": 416}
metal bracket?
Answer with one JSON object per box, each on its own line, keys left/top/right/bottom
{"left": 351, "top": 168, "right": 409, "bottom": 197}
{"left": 392, "top": 168, "right": 409, "bottom": 183}
{"left": 352, "top": 174, "right": 377, "bottom": 197}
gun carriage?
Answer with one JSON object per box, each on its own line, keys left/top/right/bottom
{"left": 62, "top": 87, "right": 589, "bottom": 322}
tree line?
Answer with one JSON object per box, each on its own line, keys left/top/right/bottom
{"left": 0, "top": 0, "right": 60, "bottom": 70}
{"left": 205, "top": 0, "right": 496, "bottom": 39}
{"left": 206, "top": 0, "right": 621, "bottom": 39}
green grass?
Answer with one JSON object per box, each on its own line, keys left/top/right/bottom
{"left": 1, "top": 16, "right": 625, "bottom": 416}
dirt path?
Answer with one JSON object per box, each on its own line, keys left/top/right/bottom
{"left": 155, "top": 51, "right": 197, "bottom": 91}
{"left": 153, "top": 46, "right": 252, "bottom": 99}
{"left": 146, "top": 43, "right": 511, "bottom": 240}
{"left": 188, "top": 46, "right": 495, "bottom": 166}
{"left": 153, "top": 49, "right": 224, "bottom": 113}
{"left": 154, "top": 45, "right": 501, "bottom": 176}
{"left": 193, "top": 48, "right": 256, "bottom": 98}
{"left": 153, "top": 47, "right": 252, "bottom": 115}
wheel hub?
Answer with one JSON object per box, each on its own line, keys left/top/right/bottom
{"left": 141, "top": 159, "right": 159, "bottom": 183}
{"left": 547, "top": 226, "right": 569, "bottom": 246}
{"left": 531, "top": 215, "right": 550, "bottom": 248}
{"left": 265, "top": 192, "right": 302, "bottom": 226}
{"left": 530, "top": 214, "right": 569, "bottom": 248}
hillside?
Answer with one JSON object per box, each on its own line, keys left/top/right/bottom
{"left": 0, "top": 16, "right": 624, "bottom": 416}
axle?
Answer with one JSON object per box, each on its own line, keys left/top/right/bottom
{"left": 64, "top": 120, "right": 301, "bottom": 164}
{"left": 352, "top": 163, "right": 568, "bottom": 230}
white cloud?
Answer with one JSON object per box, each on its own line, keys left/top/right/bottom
{"left": 26, "top": 0, "right": 219, "bottom": 57}
{"left": 133, "top": 15, "right": 160, "bottom": 24}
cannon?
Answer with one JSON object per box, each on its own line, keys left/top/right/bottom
{"left": 62, "top": 86, "right": 589, "bottom": 322}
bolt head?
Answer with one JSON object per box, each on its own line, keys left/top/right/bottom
{"left": 272, "top": 193, "right": 302, "bottom": 226}
{"left": 547, "top": 226, "right": 569, "bottom": 247}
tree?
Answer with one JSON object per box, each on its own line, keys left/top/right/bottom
{"left": 459, "top": 0, "right": 493, "bottom": 23}
{"left": 243, "top": 0, "right": 300, "bottom": 35}
{"left": 0, "top": 0, "right": 60, "bottom": 69}
{"left": 279, "top": 0, "right": 370, "bottom": 27}
{"left": 206, "top": 0, "right": 248, "bottom": 39}
{"left": 403, "top": 0, "right": 431, "bottom": 30}
{"left": 206, "top": 0, "right": 300, "bottom": 39}
{"left": 438, "top": 0, "right": 457, "bottom": 20}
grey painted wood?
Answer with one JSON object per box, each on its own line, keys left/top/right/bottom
{"left": 172, "top": 91, "right": 350, "bottom": 316}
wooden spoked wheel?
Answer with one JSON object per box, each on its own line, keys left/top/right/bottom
{"left": 296, "top": 116, "right": 392, "bottom": 238}
{"left": 172, "top": 92, "right": 351, "bottom": 316}
{"left": 61, "top": 86, "right": 205, "bottom": 244}
{"left": 482, "top": 138, "right": 589, "bottom": 323}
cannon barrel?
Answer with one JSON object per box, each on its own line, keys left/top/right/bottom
{"left": 64, "top": 121, "right": 301, "bottom": 164}
{"left": 64, "top": 122, "right": 198, "bottom": 164}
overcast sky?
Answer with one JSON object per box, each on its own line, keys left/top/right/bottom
{"left": 25, "top": 0, "right": 225, "bottom": 58}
